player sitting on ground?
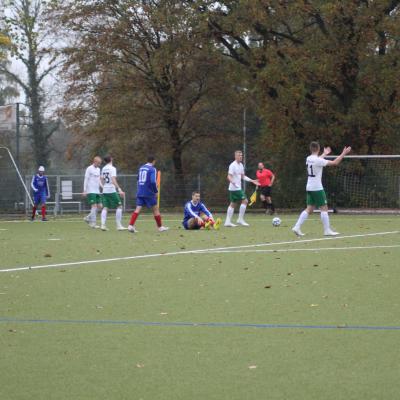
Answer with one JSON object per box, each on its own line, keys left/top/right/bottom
{"left": 292, "top": 142, "right": 351, "bottom": 237}
{"left": 183, "top": 191, "right": 221, "bottom": 230}
{"left": 128, "top": 156, "right": 168, "bottom": 233}
{"left": 31, "top": 166, "right": 50, "bottom": 221}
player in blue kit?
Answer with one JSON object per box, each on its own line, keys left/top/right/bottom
{"left": 128, "top": 156, "right": 169, "bottom": 233}
{"left": 30, "top": 166, "right": 50, "bottom": 221}
{"left": 183, "top": 191, "right": 221, "bottom": 230}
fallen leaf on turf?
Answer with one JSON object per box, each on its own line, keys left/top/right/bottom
{"left": 310, "top": 304, "right": 319, "bottom": 307}
{"left": 287, "top": 272, "right": 293, "bottom": 276}
{"left": 313, "top": 264, "right": 319, "bottom": 267}
{"left": 264, "top": 285, "right": 271, "bottom": 289}
{"left": 9, "top": 329, "right": 17, "bottom": 333}
{"left": 248, "top": 365, "right": 257, "bottom": 369}
{"left": 44, "top": 253, "right": 52, "bottom": 258}
{"left": 160, "top": 312, "right": 168, "bottom": 315}
{"left": 136, "top": 364, "right": 144, "bottom": 368}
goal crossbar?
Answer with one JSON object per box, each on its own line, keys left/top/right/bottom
{"left": 326, "top": 155, "right": 400, "bottom": 159}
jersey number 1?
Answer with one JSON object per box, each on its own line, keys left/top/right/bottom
{"left": 307, "top": 164, "right": 316, "bottom": 177}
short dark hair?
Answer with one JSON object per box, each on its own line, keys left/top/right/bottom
{"left": 147, "top": 156, "right": 155, "bottom": 163}
{"left": 103, "top": 155, "right": 112, "bottom": 164}
{"left": 310, "top": 142, "right": 320, "bottom": 152}
{"left": 192, "top": 191, "right": 200, "bottom": 196}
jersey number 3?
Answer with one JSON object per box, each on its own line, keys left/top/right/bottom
{"left": 103, "top": 172, "right": 111, "bottom": 184}
{"left": 307, "top": 164, "right": 316, "bottom": 177}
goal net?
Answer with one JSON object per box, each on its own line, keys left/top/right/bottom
{"left": 0, "top": 146, "right": 33, "bottom": 215}
{"left": 324, "top": 155, "right": 400, "bottom": 212}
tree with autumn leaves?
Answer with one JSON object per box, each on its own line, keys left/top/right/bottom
{"left": 53, "top": 0, "right": 243, "bottom": 199}
{"left": 51, "top": 0, "right": 399, "bottom": 205}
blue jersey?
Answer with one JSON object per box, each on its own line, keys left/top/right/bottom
{"left": 31, "top": 174, "right": 50, "bottom": 196}
{"left": 137, "top": 163, "right": 158, "bottom": 197}
{"left": 183, "top": 201, "right": 212, "bottom": 223}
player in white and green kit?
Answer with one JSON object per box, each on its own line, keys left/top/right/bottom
{"left": 292, "top": 142, "right": 351, "bottom": 237}
{"left": 225, "top": 150, "right": 258, "bottom": 227}
{"left": 83, "top": 156, "right": 102, "bottom": 228}
{"left": 100, "top": 155, "right": 127, "bottom": 231}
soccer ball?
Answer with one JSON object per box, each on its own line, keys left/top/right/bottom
{"left": 272, "top": 217, "right": 281, "bottom": 227}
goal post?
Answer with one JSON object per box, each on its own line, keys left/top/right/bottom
{"left": 0, "top": 146, "right": 34, "bottom": 213}
{"left": 324, "top": 155, "right": 400, "bottom": 212}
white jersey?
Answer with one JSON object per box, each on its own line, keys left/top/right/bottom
{"left": 306, "top": 155, "right": 329, "bottom": 191}
{"left": 83, "top": 165, "right": 101, "bottom": 194}
{"left": 101, "top": 164, "right": 117, "bottom": 194}
{"left": 228, "top": 161, "right": 244, "bottom": 191}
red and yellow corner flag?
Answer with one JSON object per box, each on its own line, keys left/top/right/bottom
{"left": 156, "top": 170, "right": 161, "bottom": 208}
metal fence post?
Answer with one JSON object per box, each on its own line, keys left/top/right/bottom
{"left": 197, "top": 174, "right": 201, "bottom": 193}
{"left": 55, "top": 175, "right": 61, "bottom": 216}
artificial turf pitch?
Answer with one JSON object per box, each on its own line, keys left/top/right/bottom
{"left": 0, "top": 213, "right": 399, "bottom": 400}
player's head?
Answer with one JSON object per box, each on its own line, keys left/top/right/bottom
{"left": 258, "top": 162, "right": 264, "bottom": 170}
{"left": 191, "top": 191, "right": 200, "bottom": 204}
{"left": 103, "top": 155, "right": 112, "bottom": 164}
{"left": 38, "top": 166, "right": 45, "bottom": 176}
{"left": 234, "top": 150, "right": 243, "bottom": 162}
{"left": 93, "top": 156, "right": 102, "bottom": 167}
{"left": 310, "top": 141, "right": 320, "bottom": 154}
{"left": 147, "top": 156, "right": 156, "bottom": 165}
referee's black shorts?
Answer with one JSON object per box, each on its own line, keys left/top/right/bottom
{"left": 260, "top": 186, "right": 272, "bottom": 197}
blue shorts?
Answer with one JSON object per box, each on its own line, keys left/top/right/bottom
{"left": 136, "top": 196, "right": 157, "bottom": 208}
{"left": 182, "top": 219, "right": 201, "bottom": 230}
{"left": 34, "top": 192, "right": 47, "bottom": 205}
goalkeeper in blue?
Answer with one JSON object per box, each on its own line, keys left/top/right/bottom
{"left": 30, "top": 166, "right": 50, "bottom": 221}
{"left": 182, "top": 191, "right": 221, "bottom": 230}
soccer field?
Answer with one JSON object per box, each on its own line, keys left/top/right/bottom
{"left": 1, "top": 213, "right": 400, "bottom": 400}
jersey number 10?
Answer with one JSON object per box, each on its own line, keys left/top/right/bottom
{"left": 139, "top": 170, "right": 148, "bottom": 183}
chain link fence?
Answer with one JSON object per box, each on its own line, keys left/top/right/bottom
{"left": 1, "top": 164, "right": 399, "bottom": 216}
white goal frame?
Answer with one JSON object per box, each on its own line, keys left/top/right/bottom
{"left": 0, "top": 146, "right": 34, "bottom": 207}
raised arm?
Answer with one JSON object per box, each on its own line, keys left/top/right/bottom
{"left": 320, "top": 147, "right": 332, "bottom": 158}
{"left": 326, "top": 147, "right": 352, "bottom": 167}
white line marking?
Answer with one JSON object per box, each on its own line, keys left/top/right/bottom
{"left": 1, "top": 230, "right": 398, "bottom": 273}
{"left": 0, "top": 229, "right": 8, "bottom": 231}
{"left": 210, "top": 244, "right": 400, "bottom": 254}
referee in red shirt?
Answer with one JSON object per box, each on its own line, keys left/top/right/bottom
{"left": 256, "top": 162, "right": 276, "bottom": 214}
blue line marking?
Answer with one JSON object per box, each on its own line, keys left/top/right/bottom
{"left": 1, "top": 317, "right": 400, "bottom": 331}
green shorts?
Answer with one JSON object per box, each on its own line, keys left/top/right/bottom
{"left": 102, "top": 192, "right": 122, "bottom": 209}
{"left": 229, "top": 190, "right": 247, "bottom": 203}
{"left": 307, "top": 190, "right": 328, "bottom": 208}
{"left": 87, "top": 193, "right": 102, "bottom": 206}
